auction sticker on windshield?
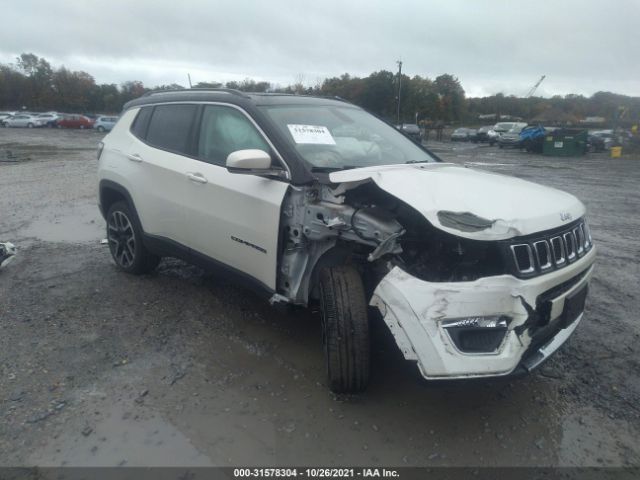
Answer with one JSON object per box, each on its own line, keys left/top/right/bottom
{"left": 287, "top": 124, "right": 336, "bottom": 145}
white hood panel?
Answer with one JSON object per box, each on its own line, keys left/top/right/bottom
{"left": 329, "top": 163, "right": 585, "bottom": 240}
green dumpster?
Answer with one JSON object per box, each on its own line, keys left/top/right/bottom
{"left": 542, "top": 129, "right": 587, "bottom": 157}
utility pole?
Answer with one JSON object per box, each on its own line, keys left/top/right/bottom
{"left": 396, "top": 60, "right": 402, "bottom": 126}
{"left": 188, "top": 73, "right": 193, "bottom": 88}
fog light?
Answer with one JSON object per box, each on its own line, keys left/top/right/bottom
{"left": 442, "top": 315, "right": 510, "bottom": 353}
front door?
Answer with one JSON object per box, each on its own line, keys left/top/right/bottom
{"left": 182, "top": 104, "right": 289, "bottom": 291}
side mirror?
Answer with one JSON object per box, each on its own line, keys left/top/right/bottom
{"left": 226, "top": 149, "right": 288, "bottom": 179}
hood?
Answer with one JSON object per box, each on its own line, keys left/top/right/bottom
{"left": 329, "top": 163, "right": 585, "bottom": 241}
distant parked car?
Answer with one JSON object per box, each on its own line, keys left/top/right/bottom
{"left": 0, "top": 111, "right": 16, "bottom": 121}
{"left": 397, "top": 124, "right": 422, "bottom": 143}
{"left": 94, "top": 116, "right": 118, "bottom": 132}
{"left": 56, "top": 114, "right": 94, "bottom": 129}
{"left": 491, "top": 122, "right": 527, "bottom": 145}
{"left": 498, "top": 124, "right": 528, "bottom": 148}
{"left": 36, "top": 113, "right": 61, "bottom": 128}
{"left": 587, "top": 134, "right": 606, "bottom": 152}
{"left": 589, "top": 130, "right": 614, "bottom": 150}
{"left": 2, "top": 114, "right": 47, "bottom": 128}
{"left": 450, "top": 128, "right": 475, "bottom": 141}
{"left": 471, "top": 126, "right": 495, "bottom": 143}
{"left": 519, "top": 125, "right": 547, "bottom": 152}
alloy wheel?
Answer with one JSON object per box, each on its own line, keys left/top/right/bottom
{"left": 107, "top": 210, "right": 136, "bottom": 268}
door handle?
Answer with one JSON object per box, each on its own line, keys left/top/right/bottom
{"left": 127, "top": 153, "right": 143, "bottom": 163}
{"left": 186, "top": 172, "right": 208, "bottom": 184}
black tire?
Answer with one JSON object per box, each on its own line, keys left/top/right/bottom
{"left": 27, "top": 123, "right": 34, "bottom": 128}
{"left": 106, "top": 201, "right": 160, "bottom": 274}
{"left": 79, "top": 125, "right": 85, "bottom": 130}
{"left": 97, "top": 126, "right": 105, "bottom": 132}
{"left": 319, "top": 265, "right": 370, "bottom": 393}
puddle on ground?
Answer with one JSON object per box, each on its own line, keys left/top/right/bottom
{"left": 18, "top": 203, "right": 104, "bottom": 243}
{"left": 29, "top": 403, "right": 214, "bottom": 467}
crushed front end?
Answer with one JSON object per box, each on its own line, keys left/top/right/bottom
{"left": 278, "top": 163, "right": 596, "bottom": 381}
{"left": 371, "top": 218, "right": 595, "bottom": 379}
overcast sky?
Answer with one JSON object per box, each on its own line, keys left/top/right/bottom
{"left": 1, "top": 0, "right": 639, "bottom": 97}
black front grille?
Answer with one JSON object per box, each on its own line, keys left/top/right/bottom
{"left": 505, "top": 218, "right": 593, "bottom": 278}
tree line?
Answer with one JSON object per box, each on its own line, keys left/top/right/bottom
{"left": 1, "top": 53, "right": 638, "bottom": 126}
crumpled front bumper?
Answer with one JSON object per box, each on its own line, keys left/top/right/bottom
{"left": 370, "top": 248, "right": 596, "bottom": 380}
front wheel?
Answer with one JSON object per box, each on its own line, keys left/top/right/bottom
{"left": 319, "top": 265, "right": 370, "bottom": 393}
{"left": 97, "top": 126, "right": 105, "bottom": 132}
{"left": 27, "top": 123, "right": 34, "bottom": 128}
{"left": 106, "top": 201, "right": 160, "bottom": 274}
{"left": 79, "top": 125, "right": 85, "bottom": 129}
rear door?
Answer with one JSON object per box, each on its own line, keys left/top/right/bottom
{"left": 182, "top": 104, "right": 289, "bottom": 290}
{"left": 123, "top": 104, "right": 198, "bottom": 246}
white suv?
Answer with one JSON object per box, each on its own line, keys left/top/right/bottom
{"left": 98, "top": 89, "right": 596, "bottom": 392}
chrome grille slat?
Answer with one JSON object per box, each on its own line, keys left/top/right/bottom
{"left": 533, "top": 240, "right": 552, "bottom": 270}
{"left": 564, "top": 232, "right": 577, "bottom": 261}
{"left": 550, "top": 236, "right": 566, "bottom": 266}
{"left": 510, "top": 219, "right": 592, "bottom": 276}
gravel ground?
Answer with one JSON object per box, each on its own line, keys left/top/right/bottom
{"left": 0, "top": 128, "right": 639, "bottom": 468}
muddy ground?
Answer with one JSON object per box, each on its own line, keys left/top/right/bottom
{"left": 0, "top": 129, "right": 639, "bottom": 468}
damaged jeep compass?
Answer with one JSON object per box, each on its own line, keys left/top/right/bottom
{"left": 98, "top": 89, "right": 596, "bottom": 393}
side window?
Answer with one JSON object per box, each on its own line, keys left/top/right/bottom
{"left": 197, "top": 105, "right": 270, "bottom": 165}
{"left": 130, "top": 106, "right": 153, "bottom": 140}
{"left": 146, "top": 104, "right": 197, "bottom": 154}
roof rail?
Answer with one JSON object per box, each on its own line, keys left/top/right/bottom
{"left": 141, "top": 88, "right": 250, "bottom": 98}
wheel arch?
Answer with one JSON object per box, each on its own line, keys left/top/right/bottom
{"left": 306, "top": 245, "right": 355, "bottom": 302}
{"left": 99, "top": 180, "right": 139, "bottom": 223}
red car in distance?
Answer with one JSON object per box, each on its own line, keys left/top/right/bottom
{"left": 57, "top": 114, "right": 95, "bottom": 129}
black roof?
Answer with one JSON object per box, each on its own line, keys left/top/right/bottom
{"left": 123, "top": 89, "right": 353, "bottom": 111}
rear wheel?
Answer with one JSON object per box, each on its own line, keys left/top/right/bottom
{"left": 106, "top": 201, "right": 160, "bottom": 274}
{"left": 97, "top": 126, "right": 105, "bottom": 132}
{"left": 27, "top": 123, "right": 34, "bottom": 128}
{"left": 319, "top": 265, "right": 370, "bottom": 393}
{"left": 79, "top": 125, "right": 85, "bottom": 130}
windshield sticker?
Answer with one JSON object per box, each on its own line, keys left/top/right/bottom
{"left": 287, "top": 124, "right": 336, "bottom": 145}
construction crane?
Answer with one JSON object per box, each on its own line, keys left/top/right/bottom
{"left": 525, "top": 75, "right": 546, "bottom": 98}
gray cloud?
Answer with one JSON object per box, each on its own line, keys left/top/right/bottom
{"left": 1, "top": 0, "right": 638, "bottom": 96}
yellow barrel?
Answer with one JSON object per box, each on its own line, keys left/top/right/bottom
{"left": 611, "top": 146, "right": 622, "bottom": 158}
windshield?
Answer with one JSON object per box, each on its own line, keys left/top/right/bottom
{"left": 260, "top": 104, "right": 436, "bottom": 170}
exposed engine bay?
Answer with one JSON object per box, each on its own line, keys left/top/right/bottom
{"left": 277, "top": 180, "right": 505, "bottom": 305}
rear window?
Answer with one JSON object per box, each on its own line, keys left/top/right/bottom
{"left": 145, "top": 104, "right": 197, "bottom": 154}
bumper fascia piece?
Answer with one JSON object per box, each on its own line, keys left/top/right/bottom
{"left": 369, "top": 248, "right": 595, "bottom": 380}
